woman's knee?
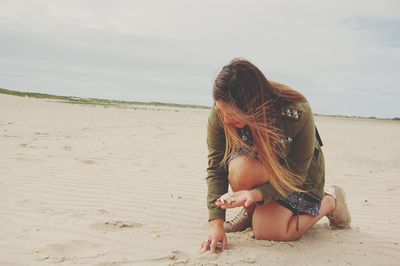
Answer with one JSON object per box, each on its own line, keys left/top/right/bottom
{"left": 253, "top": 227, "right": 292, "bottom": 241}
{"left": 252, "top": 203, "right": 299, "bottom": 241}
{"left": 254, "top": 233, "right": 301, "bottom": 242}
{"left": 254, "top": 226, "right": 301, "bottom": 242}
{"left": 228, "top": 157, "right": 266, "bottom": 190}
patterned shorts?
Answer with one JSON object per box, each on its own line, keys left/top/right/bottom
{"left": 277, "top": 192, "right": 321, "bottom": 217}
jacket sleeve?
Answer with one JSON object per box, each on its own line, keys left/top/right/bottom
{"left": 254, "top": 101, "right": 315, "bottom": 205}
{"left": 286, "top": 102, "right": 316, "bottom": 179}
{"left": 206, "top": 106, "right": 229, "bottom": 221}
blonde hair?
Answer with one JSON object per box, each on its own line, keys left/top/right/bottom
{"left": 213, "top": 59, "right": 307, "bottom": 197}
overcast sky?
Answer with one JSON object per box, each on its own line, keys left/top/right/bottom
{"left": 0, "top": 0, "right": 399, "bottom": 118}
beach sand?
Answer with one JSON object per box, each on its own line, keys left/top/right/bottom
{"left": 1, "top": 93, "right": 399, "bottom": 265}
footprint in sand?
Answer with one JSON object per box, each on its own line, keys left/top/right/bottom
{"left": 97, "top": 249, "right": 184, "bottom": 265}
{"left": 63, "top": 145, "right": 72, "bottom": 151}
{"left": 91, "top": 220, "right": 142, "bottom": 233}
{"left": 34, "top": 240, "right": 109, "bottom": 263}
{"left": 35, "top": 132, "right": 49, "bottom": 136}
{"left": 80, "top": 159, "right": 96, "bottom": 164}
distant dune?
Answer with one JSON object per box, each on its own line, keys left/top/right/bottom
{"left": 1, "top": 87, "right": 399, "bottom": 120}
{"left": 0, "top": 87, "right": 210, "bottom": 110}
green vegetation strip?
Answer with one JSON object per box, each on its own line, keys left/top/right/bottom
{"left": 0, "top": 88, "right": 210, "bottom": 109}
{"left": 1, "top": 87, "right": 398, "bottom": 120}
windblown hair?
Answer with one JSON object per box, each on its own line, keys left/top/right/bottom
{"left": 213, "top": 58, "right": 307, "bottom": 197}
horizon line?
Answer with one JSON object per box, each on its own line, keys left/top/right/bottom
{"left": 0, "top": 87, "right": 399, "bottom": 121}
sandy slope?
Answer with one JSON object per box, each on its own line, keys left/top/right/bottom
{"left": 0, "top": 94, "right": 399, "bottom": 266}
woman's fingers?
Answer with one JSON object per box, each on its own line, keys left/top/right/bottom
{"left": 201, "top": 239, "right": 210, "bottom": 253}
{"left": 216, "top": 193, "right": 239, "bottom": 208}
{"left": 210, "top": 238, "right": 225, "bottom": 254}
{"left": 200, "top": 238, "right": 226, "bottom": 253}
{"left": 209, "top": 239, "right": 217, "bottom": 253}
{"left": 218, "top": 193, "right": 236, "bottom": 204}
{"left": 216, "top": 192, "right": 246, "bottom": 209}
{"left": 216, "top": 190, "right": 254, "bottom": 209}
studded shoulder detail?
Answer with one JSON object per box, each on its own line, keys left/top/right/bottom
{"left": 281, "top": 107, "right": 302, "bottom": 121}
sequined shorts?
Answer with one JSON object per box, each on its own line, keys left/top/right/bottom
{"left": 277, "top": 192, "right": 321, "bottom": 217}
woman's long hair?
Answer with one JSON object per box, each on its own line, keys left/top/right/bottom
{"left": 213, "top": 58, "right": 307, "bottom": 197}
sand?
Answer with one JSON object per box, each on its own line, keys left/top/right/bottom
{"left": 0, "top": 93, "right": 399, "bottom": 266}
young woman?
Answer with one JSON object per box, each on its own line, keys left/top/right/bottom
{"left": 201, "top": 59, "right": 351, "bottom": 253}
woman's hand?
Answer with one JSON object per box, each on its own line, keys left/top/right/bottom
{"left": 215, "top": 189, "right": 263, "bottom": 209}
{"left": 201, "top": 219, "right": 227, "bottom": 253}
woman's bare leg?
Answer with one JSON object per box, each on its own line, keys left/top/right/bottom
{"left": 228, "top": 156, "right": 268, "bottom": 191}
{"left": 228, "top": 156, "right": 268, "bottom": 214}
{"left": 253, "top": 195, "right": 335, "bottom": 241}
{"left": 227, "top": 156, "right": 335, "bottom": 241}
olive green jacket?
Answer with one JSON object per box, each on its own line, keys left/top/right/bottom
{"left": 206, "top": 100, "right": 325, "bottom": 221}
